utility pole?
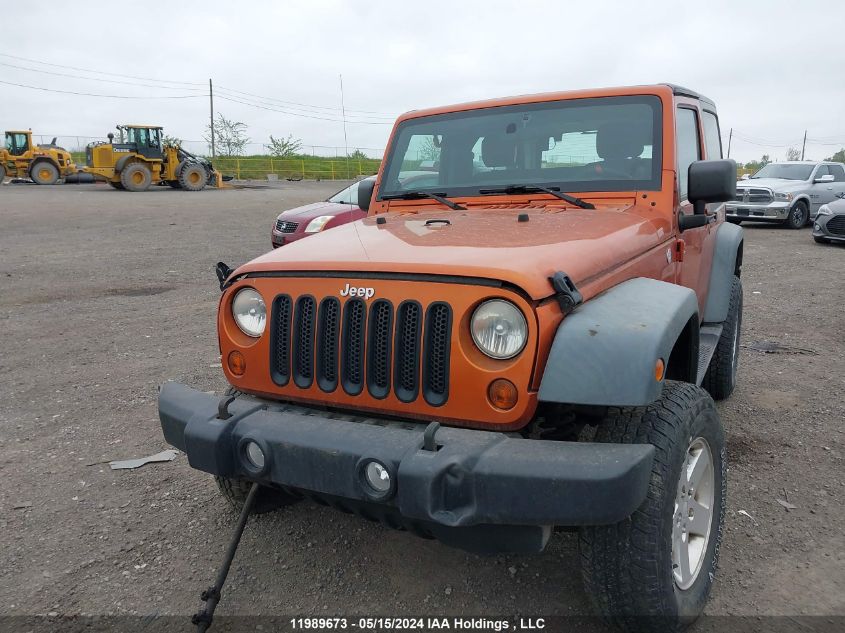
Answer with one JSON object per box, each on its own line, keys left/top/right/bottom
{"left": 726, "top": 128, "right": 732, "bottom": 158}
{"left": 800, "top": 129, "right": 807, "bottom": 161}
{"left": 339, "top": 74, "right": 350, "bottom": 179}
{"left": 209, "top": 78, "right": 216, "bottom": 158}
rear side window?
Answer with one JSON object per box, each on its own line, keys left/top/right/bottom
{"left": 676, "top": 108, "right": 701, "bottom": 200}
{"left": 827, "top": 164, "right": 845, "bottom": 182}
{"left": 701, "top": 111, "right": 722, "bottom": 160}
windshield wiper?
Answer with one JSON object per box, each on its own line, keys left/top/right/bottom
{"left": 478, "top": 184, "right": 595, "bottom": 209}
{"left": 381, "top": 191, "right": 465, "bottom": 210}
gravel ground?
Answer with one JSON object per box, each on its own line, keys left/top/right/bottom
{"left": 0, "top": 182, "right": 843, "bottom": 629}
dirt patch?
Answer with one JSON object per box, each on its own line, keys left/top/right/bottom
{"left": 0, "top": 187, "right": 843, "bottom": 623}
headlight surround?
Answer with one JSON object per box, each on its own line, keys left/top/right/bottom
{"left": 470, "top": 299, "right": 528, "bottom": 360}
{"left": 231, "top": 288, "right": 266, "bottom": 337}
{"left": 774, "top": 192, "right": 794, "bottom": 201}
{"left": 817, "top": 204, "right": 833, "bottom": 216}
{"left": 304, "top": 215, "right": 334, "bottom": 233}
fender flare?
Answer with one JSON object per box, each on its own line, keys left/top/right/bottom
{"left": 537, "top": 277, "right": 699, "bottom": 407}
{"left": 702, "top": 222, "right": 743, "bottom": 323}
{"left": 114, "top": 155, "right": 141, "bottom": 173}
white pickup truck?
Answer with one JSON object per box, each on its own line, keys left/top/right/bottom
{"left": 727, "top": 161, "right": 845, "bottom": 229}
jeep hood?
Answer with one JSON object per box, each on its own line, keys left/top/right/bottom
{"left": 238, "top": 206, "right": 667, "bottom": 300}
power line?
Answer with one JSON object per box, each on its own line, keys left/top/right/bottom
{"left": 0, "top": 61, "right": 207, "bottom": 91}
{"left": 0, "top": 79, "right": 205, "bottom": 100}
{"left": 215, "top": 94, "right": 392, "bottom": 125}
{"left": 216, "top": 85, "right": 395, "bottom": 118}
{"left": 0, "top": 52, "right": 204, "bottom": 86}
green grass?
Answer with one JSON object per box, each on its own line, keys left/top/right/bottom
{"left": 67, "top": 152, "right": 381, "bottom": 181}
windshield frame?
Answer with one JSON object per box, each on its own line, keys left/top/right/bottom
{"left": 378, "top": 95, "right": 664, "bottom": 200}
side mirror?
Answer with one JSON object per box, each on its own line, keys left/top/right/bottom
{"left": 688, "top": 159, "right": 737, "bottom": 215}
{"left": 814, "top": 174, "right": 835, "bottom": 183}
{"left": 357, "top": 178, "right": 376, "bottom": 211}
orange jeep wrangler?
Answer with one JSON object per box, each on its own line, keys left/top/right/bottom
{"left": 160, "top": 84, "right": 742, "bottom": 631}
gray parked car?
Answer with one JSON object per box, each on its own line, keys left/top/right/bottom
{"left": 813, "top": 192, "right": 845, "bottom": 244}
{"left": 726, "top": 161, "right": 845, "bottom": 229}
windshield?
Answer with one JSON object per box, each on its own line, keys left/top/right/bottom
{"left": 379, "top": 95, "right": 662, "bottom": 199}
{"left": 751, "top": 164, "right": 814, "bottom": 181}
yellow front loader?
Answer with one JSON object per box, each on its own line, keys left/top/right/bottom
{"left": 81, "top": 125, "right": 229, "bottom": 191}
{"left": 1, "top": 130, "right": 77, "bottom": 184}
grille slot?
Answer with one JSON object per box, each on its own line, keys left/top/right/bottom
{"left": 269, "top": 295, "right": 292, "bottom": 385}
{"left": 292, "top": 296, "right": 316, "bottom": 388}
{"left": 316, "top": 298, "right": 340, "bottom": 392}
{"left": 423, "top": 302, "right": 452, "bottom": 406}
{"left": 275, "top": 219, "right": 299, "bottom": 233}
{"left": 367, "top": 300, "right": 394, "bottom": 399}
{"left": 341, "top": 299, "right": 367, "bottom": 395}
{"left": 394, "top": 301, "right": 422, "bottom": 403}
{"left": 826, "top": 215, "right": 845, "bottom": 236}
{"left": 733, "top": 187, "right": 773, "bottom": 204}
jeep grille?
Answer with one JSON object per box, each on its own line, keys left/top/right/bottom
{"left": 270, "top": 294, "right": 452, "bottom": 406}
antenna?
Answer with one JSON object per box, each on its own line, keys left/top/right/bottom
{"left": 340, "top": 74, "right": 350, "bottom": 179}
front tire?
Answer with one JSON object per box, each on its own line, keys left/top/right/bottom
{"left": 120, "top": 162, "right": 152, "bottom": 192}
{"left": 579, "top": 382, "right": 726, "bottom": 633}
{"left": 702, "top": 276, "right": 742, "bottom": 400}
{"left": 31, "top": 161, "right": 59, "bottom": 185}
{"left": 178, "top": 163, "right": 208, "bottom": 191}
{"left": 214, "top": 476, "right": 300, "bottom": 514}
{"left": 786, "top": 201, "right": 808, "bottom": 229}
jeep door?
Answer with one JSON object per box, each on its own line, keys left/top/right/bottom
{"left": 675, "top": 104, "right": 719, "bottom": 316}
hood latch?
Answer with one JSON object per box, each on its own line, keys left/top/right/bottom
{"left": 549, "top": 271, "right": 583, "bottom": 315}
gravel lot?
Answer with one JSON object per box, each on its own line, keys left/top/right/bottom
{"left": 1, "top": 182, "right": 843, "bottom": 628}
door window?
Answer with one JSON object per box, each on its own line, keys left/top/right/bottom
{"left": 814, "top": 165, "right": 830, "bottom": 181}
{"left": 826, "top": 164, "right": 845, "bottom": 182}
{"left": 676, "top": 108, "right": 701, "bottom": 200}
{"left": 701, "top": 111, "right": 722, "bottom": 160}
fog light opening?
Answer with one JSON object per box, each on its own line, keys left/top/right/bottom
{"left": 488, "top": 378, "right": 518, "bottom": 411}
{"left": 363, "top": 460, "right": 391, "bottom": 495}
{"left": 244, "top": 440, "right": 266, "bottom": 470}
{"left": 228, "top": 350, "right": 246, "bottom": 376}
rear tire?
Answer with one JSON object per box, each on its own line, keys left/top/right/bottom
{"left": 214, "top": 476, "right": 300, "bottom": 514}
{"left": 31, "top": 161, "right": 59, "bottom": 185}
{"left": 120, "top": 162, "right": 152, "bottom": 192}
{"left": 786, "top": 201, "right": 808, "bottom": 229}
{"left": 701, "top": 276, "right": 742, "bottom": 400}
{"left": 579, "top": 382, "right": 726, "bottom": 633}
{"left": 178, "top": 163, "right": 208, "bottom": 191}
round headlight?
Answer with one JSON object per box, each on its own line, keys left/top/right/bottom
{"left": 471, "top": 299, "right": 528, "bottom": 359}
{"left": 232, "top": 288, "right": 266, "bottom": 337}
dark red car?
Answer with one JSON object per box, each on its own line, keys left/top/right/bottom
{"left": 271, "top": 177, "right": 374, "bottom": 248}
{"left": 272, "top": 173, "right": 438, "bottom": 247}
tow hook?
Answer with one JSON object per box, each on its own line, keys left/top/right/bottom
{"left": 549, "top": 271, "right": 583, "bottom": 315}
{"left": 192, "top": 482, "right": 259, "bottom": 632}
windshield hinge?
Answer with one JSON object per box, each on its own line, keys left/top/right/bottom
{"left": 549, "top": 271, "right": 583, "bottom": 315}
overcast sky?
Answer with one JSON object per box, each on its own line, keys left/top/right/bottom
{"left": 2, "top": 0, "right": 843, "bottom": 163}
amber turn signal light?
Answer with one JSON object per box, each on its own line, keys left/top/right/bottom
{"left": 655, "top": 358, "right": 665, "bottom": 382}
{"left": 488, "top": 378, "right": 518, "bottom": 411}
{"left": 228, "top": 351, "right": 246, "bottom": 376}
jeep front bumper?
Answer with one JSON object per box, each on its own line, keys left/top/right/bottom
{"left": 158, "top": 382, "right": 654, "bottom": 552}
